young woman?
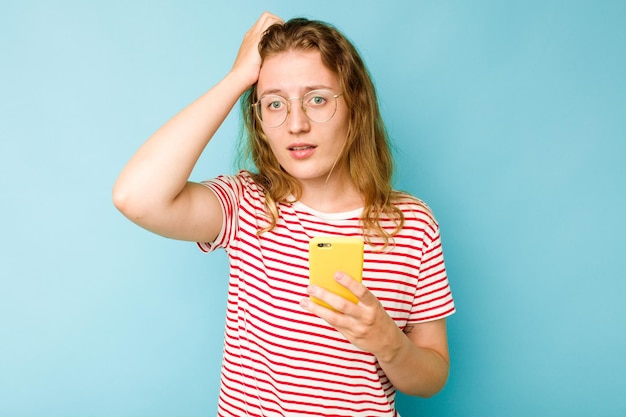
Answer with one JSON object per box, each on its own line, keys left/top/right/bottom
{"left": 113, "top": 12, "right": 455, "bottom": 417}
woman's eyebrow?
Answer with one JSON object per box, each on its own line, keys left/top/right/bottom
{"left": 258, "top": 88, "right": 283, "bottom": 96}
{"left": 258, "top": 85, "right": 335, "bottom": 97}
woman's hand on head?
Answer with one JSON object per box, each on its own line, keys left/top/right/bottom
{"left": 231, "top": 11, "right": 283, "bottom": 87}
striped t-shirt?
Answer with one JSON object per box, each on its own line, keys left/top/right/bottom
{"left": 198, "top": 171, "right": 455, "bottom": 417}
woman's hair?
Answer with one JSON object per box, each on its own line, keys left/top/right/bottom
{"left": 237, "top": 17, "right": 406, "bottom": 245}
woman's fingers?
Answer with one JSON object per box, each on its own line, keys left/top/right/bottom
{"left": 230, "top": 12, "right": 283, "bottom": 85}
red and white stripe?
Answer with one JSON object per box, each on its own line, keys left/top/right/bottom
{"left": 198, "top": 171, "right": 455, "bottom": 417}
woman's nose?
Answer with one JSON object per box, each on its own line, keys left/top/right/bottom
{"left": 286, "top": 100, "right": 310, "bottom": 133}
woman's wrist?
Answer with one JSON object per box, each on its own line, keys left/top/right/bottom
{"left": 374, "top": 325, "right": 408, "bottom": 364}
{"left": 224, "top": 67, "right": 258, "bottom": 93}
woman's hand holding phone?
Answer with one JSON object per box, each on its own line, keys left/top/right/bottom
{"left": 303, "top": 236, "right": 404, "bottom": 358}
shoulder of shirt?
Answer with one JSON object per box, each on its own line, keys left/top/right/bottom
{"left": 392, "top": 190, "right": 439, "bottom": 228}
{"left": 210, "top": 170, "right": 261, "bottom": 189}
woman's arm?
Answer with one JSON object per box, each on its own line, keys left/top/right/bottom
{"left": 112, "top": 12, "right": 282, "bottom": 242}
{"left": 301, "top": 272, "right": 450, "bottom": 397}
{"left": 375, "top": 318, "right": 450, "bottom": 397}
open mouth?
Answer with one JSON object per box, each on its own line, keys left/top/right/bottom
{"left": 288, "top": 145, "right": 316, "bottom": 151}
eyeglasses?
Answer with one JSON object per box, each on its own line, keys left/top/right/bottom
{"left": 252, "top": 89, "right": 343, "bottom": 128}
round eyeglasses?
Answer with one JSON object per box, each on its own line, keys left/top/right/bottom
{"left": 253, "top": 89, "right": 343, "bottom": 128}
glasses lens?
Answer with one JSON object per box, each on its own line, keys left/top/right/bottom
{"left": 303, "top": 90, "right": 338, "bottom": 123}
{"left": 257, "top": 95, "right": 287, "bottom": 127}
{"left": 254, "top": 90, "right": 340, "bottom": 127}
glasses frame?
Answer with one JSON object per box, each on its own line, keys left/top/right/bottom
{"left": 252, "top": 89, "right": 344, "bottom": 128}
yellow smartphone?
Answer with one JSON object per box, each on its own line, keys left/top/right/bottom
{"left": 308, "top": 236, "right": 364, "bottom": 310}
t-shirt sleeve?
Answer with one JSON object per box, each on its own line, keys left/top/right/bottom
{"left": 408, "top": 223, "right": 456, "bottom": 323}
{"left": 196, "top": 174, "right": 243, "bottom": 253}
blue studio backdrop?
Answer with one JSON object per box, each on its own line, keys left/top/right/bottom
{"left": 1, "top": 1, "right": 625, "bottom": 416}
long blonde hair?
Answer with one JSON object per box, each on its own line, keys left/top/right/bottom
{"left": 237, "top": 17, "right": 405, "bottom": 245}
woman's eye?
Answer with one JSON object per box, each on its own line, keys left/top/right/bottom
{"left": 268, "top": 100, "right": 284, "bottom": 110}
{"left": 309, "top": 95, "right": 327, "bottom": 106}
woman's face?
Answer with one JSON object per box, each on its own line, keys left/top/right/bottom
{"left": 256, "top": 50, "right": 350, "bottom": 189}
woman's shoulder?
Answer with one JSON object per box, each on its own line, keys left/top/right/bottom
{"left": 200, "top": 170, "right": 267, "bottom": 205}
{"left": 392, "top": 190, "right": 438, "bottom": 228}
{"left": 206, "top": 170, "right": 261, "bottom": 189}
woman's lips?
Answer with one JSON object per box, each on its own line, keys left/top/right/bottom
{"left": 288, "top": 144, "right": 317, "bottom": 159}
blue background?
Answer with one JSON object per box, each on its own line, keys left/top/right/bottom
{"left": 1, "top": 1, "right": 625, "bottom": 416}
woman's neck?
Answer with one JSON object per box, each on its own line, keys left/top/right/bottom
{"left": 298, "top": 170, "right": 364, "bottom": 213}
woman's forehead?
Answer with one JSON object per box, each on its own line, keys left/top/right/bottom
{"left": 257, "top": 50, "right": 340, "bottom": 96}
